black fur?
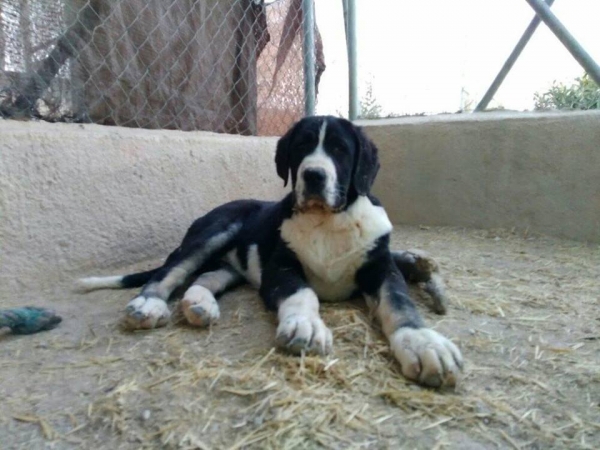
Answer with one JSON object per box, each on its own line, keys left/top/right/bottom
{"left": 351, "top": 126, "right": 380, "bottom": 196}
{"left": 82, "top": 116, "right": 464, "bottom": 388}
{"left": 94, "top": 116, "right": 428, "bottom": 333}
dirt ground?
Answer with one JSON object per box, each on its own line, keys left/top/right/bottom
{"left": 1, "top": 225, "right": 599, "bottom": 450}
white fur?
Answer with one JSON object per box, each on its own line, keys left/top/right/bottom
{"left": 180, "top": 285, "right": 220, "bottom": 327}
{"left": 77, "top": 226, "right": 240, "bottom": 298}
{"left": 295, "top": 120, "right": 338, "bottom": 208}
{"left": 276, "top": 288, "right": 332, "bottom": 355}
{"left": 225, "top": 244, "right": 262, "bottom": 288}
{"left": 125, "top": 296, "right": 171, "bottom": 329}
{"left": 225, "top": 250, "right": 243, "bottom": 277}
{"left": 192, "top": 269, "right": 239, "bottom": 293}
{"left": 280, "top": 195, "right": 392, "bottom": 302}
{"left": 75, "top": 275, "right": 123, "bottom": 292}
{"left": 246, "top": 244, "right": 262, "bottom": 287}
{"left": 372, "top": 283, "right": 401, "bottom": 337}
{"left": 390, "top": 327, "right": 463, "bottom": 388}
{"left": 151, "top": 228, "right": 240, "bottom": 299}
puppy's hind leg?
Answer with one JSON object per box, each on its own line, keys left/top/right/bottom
{"left": 180, "top": 265, "right": 244, "bottom": 327}
{"left": 392, "top": 249, "right": 448, "bottom": 315}
{"left": 122, "top": 208, "right": 247, "bottom": 330}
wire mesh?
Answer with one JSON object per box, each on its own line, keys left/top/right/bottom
{"left": 0, "top": 0, "right": 325, "bottom": 136}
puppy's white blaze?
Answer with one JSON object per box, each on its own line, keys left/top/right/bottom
{"left": 295, "top": 119, "right": 338, "bottom": 207}
{"left": 277, "top": 288, "right": 320, "bottom": 321}
{"left": 318, "top": 117, "right": 327, "bottom": 142}
{"left": 281, "top": 195, "right": 392, "bottom": 302}
{"left": 246, "top": 244, "right": 262, "bottom": 288}
{"left": 76, "top": 275, "right": 123, "bottom": 292}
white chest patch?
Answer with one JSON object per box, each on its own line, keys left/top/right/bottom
{"left": 280, "top": 196, "right": 392, "bottom": 302}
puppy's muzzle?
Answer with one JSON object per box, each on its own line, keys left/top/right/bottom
{"left": 302, "top": 168, "right": 327, "bottom": 198}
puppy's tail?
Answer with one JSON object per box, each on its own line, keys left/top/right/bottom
{"left": 75, "top": 268, "right": 159, "bottom": 293}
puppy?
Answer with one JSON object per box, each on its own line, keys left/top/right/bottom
{"left": 79, "top": 116, "right": 462, "bottom": 388}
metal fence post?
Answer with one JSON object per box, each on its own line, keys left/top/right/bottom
{"left": 345, "top": 0, "right": 358, "bottom": 120}
{"left": 302, "top": 0, "right": 316, "bottom": 117}
{"left": 525, "top": 0, "right": 600, "bottom": 86}
{"left": 474, "top": 0, "right": 556, "bottom": 112}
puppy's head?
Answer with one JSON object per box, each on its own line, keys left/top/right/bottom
{"left": 275, "top": 116, "right": 380, "bottom": 212}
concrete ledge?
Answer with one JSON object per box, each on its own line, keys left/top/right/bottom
{"left": 0, "top": 121, "right": 283, "bottom": 298}
{"left": 362, "top": 111, "right": 600, "bottom": 243}
{"left": 1, "top": 111, "right": 598, "bottom": 300}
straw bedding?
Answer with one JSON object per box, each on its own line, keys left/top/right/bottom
{"left": 1, "top": 225, "right": 598, "bottom": 449}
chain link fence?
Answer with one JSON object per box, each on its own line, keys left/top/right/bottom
{"left": 0, "top": 0, "right": 325, "bottom": 136}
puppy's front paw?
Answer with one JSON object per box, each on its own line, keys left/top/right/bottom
{"left": 180, "top": 285, "right": 220, "bottom": 327}
{"left": 390, "top": 327, "right": 463, "bottom": 388}
{"left": 276, "top": 314, "right": 333, "bottom": 356}
{"left": 124, "top": 296, "right": 170, "bottom": 329}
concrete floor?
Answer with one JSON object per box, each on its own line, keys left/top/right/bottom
{"left": 1, "top": 225, "right": 598, "bottom": 449}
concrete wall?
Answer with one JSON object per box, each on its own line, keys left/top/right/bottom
{"left": 0, "top": 121, "right": 283, "bottom": 299}
{"left": 363, "top": 111, "right": 600, "bottom": 244}
{"left": 1, "top": 111, "right": 598, "bottom": 299}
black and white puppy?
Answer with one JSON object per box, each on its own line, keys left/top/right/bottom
{"left": 79, "top": 116, "right": 462, "bottom": 388}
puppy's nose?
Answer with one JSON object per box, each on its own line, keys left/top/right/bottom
{"left": 303, "top": 168, "right": 326, "bottom": 188}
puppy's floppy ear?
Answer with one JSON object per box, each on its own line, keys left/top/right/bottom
{"left": 352, "top": 125, "right": 380, "bottom": 195}
{"left": 275, "top": 124, "right": 296, "bottom": 187}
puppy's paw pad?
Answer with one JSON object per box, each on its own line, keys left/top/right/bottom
{"left": 124, "top": 296, "right": 170, "bottom": 329}
{"left": 276, "top": 314, "right": 333, "bottom": 356}
{"left": 181, "top": 286, "right": 220, "bottom": 327}
{"left": 390, "top": 327, "right": 462, "bottom": 388}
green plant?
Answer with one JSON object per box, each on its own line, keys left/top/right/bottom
{"left": 359, "top": 81, "right": 383, "bottom": 119}
{"left": 534, "top": 73, "right": 600, "bottom": 110}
